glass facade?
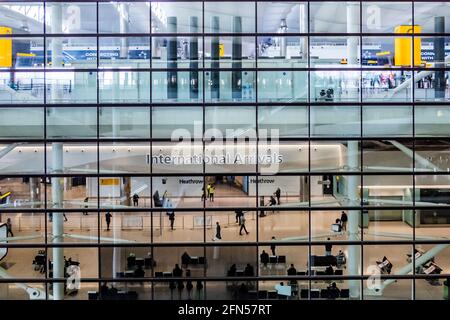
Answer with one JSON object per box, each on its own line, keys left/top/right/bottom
{"left": 0, "top": 1, "right": 449, "bottom": 301}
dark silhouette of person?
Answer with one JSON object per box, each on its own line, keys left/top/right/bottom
{"left": 83, "top": 197, "right": 89, "bottom": 215}
{"left": 105, "top": 212, "right": 112, "bottom": 231}
{"left": 325, "top": 238, "right": 333, "bottom": 256}
{"left": 239, "top": 215, "right": 249, "bottom": 235}
{"left": 186, "top": 269, "right": 193, "bottom": 299}
{"left": 244, "top": 263, "right": 254, "bottom": 276}
{"left": 228, "top": 264, "right": 237, "bottom": 277}
{"left": 270, "top": 236, "right": 276, "bottom": 256}
{"left": 181, "top": 252, "right": 191, "bottom": 268}
{"left": 215, "top": 222, "right": 221, "bottom": 239}
{"left": 287, "top": 264, "right": 297, "bottom": 276}
{"left": 325, "top": 265, "right": 334, "bottom": 275}
{"left": 173, "top": 264, "right": 183, "bottom": 277}
{"left": 340, "top": 211, "right": 348, "bottom": 231}
{"left": 235, "top": 209, "right": 243, "bottom": 224}
{"left": 327, "top": 282, "right": 340, "bottom": 299}
{"left": 260, "top": 250, "right": 269, "bottom": 266}
{"left": 169, "top": 211, "right": 175, "bottom": 230}
{"left": 275, "top": 187, "right": 281, "bottom": 205}
{"left": 132, "top": 193, "right": 140, "bottom": 206}
{"left": 134, "top": 265, "right": 145, "bottom": 278}
{"left": 6, "top": 218, "right": 13, "bottom": 237}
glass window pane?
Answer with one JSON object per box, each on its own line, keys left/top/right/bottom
{"left": 99, "top": 2, "right": 150, "bottom": 34}
{"left": 204, "top": 2, "right": 255, "bottom": 33}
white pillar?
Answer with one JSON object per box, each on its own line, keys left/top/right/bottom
{"left": 51, "top": 142, "right": 65, "bottom": 300}
{"left": 346, "top": 2, "right": 359, "bottom": 66}
{"left": 118, "top": 3, "right": 130, "bottom": 59}
{"left": 347, "top": 141, "right": 360, "bottom": 299}
{"left": 298, "top": 3, "right": 307, "bottom": 59}
{"left": 50, "top": 3, "right": 63, "bottom": 102}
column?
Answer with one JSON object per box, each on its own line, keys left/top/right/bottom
{"left": 167, "top": 17, "right": 178, "bottom": 100}
{"left": 347, "top": 141, "right": 360, "bottom": 299}
{"left": 189, "top": 17, "right": 199, "bottom": 100}
{"left": 210, "top": 16, "right": 220, "bottom": 100}
{"left": 119, "top": 3, "right": 130, "bottom": 59}
{"left": 51, "top": 142, "right": 65, "bottom": 300}
{"left": 346, "top": 2, "right": 359, "bottom": 66}
{"left": 279, "top": 19, "right": 287, "bottom": 58}
{"left": 29, "top": 178, "right": 40, "bottom": 208}
{"left": 232, "top": 16, "right": 242, "bottom": 100}
{"left": 298, "top": 3, "right": 308, "bottom": 59}
{"left": 121, "top": 177, "right": 132, "bottom": 207}
{"left": 434, "top": 17, "right": 445, "bottom": 99}
{"left": 50, "top": 3, "right": 63, "bottom": 102}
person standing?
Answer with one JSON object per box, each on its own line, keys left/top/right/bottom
{"left": 201, "top": 187, "right": 206, "bottom": 201}
{"left": 209, "top": 185, "right": 215, "bottom": 202}
{"left": 215, "top": 222, "right": 222, "bottom": 240}
{"left": 83, "top": 197, "right": 89, "bottom": 215}
{"left": 275, "top": 187, "right": 281, "bottom": 205}
{"left": 340, "top": 211, "right": 348, "bottom": 231}
{"left": 270, "top": 236, "right": 276, "bottom": 256}
{"left": 325, "top": 238, "right": 333, "bottom": 256}
{"left": 6, "top": 218, "right": 13, "bottom": 237}
{"left": 132, "top": 193, "right": 140, "bottom": 207}
{"left": 105, "top": 212, "right": 112, "bottom": 231}
{"left": 239, "top": 215, "right": 249, "bottom": 235}
{"left": 206, "top": 183, "right": 212, "bottom": 199}
{"left": 169, "top": 211, "right": 175, "bottom": 230}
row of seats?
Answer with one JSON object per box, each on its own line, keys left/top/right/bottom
{"left": 127, "top": 256, "right": 155, "bottom": 269}
{"left": 260, "top": 255, "right": 286, "bottom": 264}
{"left": 300, "top": 288, "right": 349, "bottom": 299}
{"left": 88, "top": 290, "right": 138, "bottom": 300}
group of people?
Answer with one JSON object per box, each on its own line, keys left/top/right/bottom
{"left": 201, "top": 183, "right": 215, "bottom": 202}
{"left": 227, "top": 263, "right": 255, "bottom": 277}
{"left": 170, "top": 264, "right": 201, "bottom": 299}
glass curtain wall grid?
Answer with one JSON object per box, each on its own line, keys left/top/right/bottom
{"left": 0, "top": 0, "right": 449, "bottom": 300}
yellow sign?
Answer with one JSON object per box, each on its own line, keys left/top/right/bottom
{"left": 219, "top": 44, "right": 224, "bottom": 57}
{"left": 0, "top": 191, "right": 11, "bottom": 200}
{"left": 394, "top": 25, "right": 422, "bottom": 66}
{"left": 100, "top": 178, "right": 120, "bottom": 186}
{"left": 0, "top": 26, "right": 12, "bottom": 68}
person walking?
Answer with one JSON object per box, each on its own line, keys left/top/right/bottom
{"left": 169, "top": 211, "right": 175, "bottom": 230}
{"left": 6, "top": 218, "right": 13, "bottom": 237}
{"left": 235, "top": 209, "right": 243, "bottom": 224}
{"left": 132, "top": 193, "right": 140, "bottom": 207}
{"left": 209, "top": 185, "right": 215, "bottom": 202}
{"left": 340, "top": 211, "right": 348, "bottom": 231}
{"left": 239, "top": 215, "right": 249, "bottom": 235}
{"left": 275, "top": 187, "right": 281, "bottom": 205}
{"left": 270, "top": 236, "right": 276, "bottom": 256}
{"left": 105, "top": 212, "right": 112, "bottom": 231}
{"left": 215, "top": 222, "right": 222, "bottom": 240}
{"left": 201, "top": 187, "right": 207, "bottom": 201}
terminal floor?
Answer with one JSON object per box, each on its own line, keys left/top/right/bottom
{"left": 1, "top": 210, "right": 449, "bottom": 300}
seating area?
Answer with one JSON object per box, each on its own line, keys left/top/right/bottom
{"left": 181, "top": 252, "right": 206, "bottom": 268}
